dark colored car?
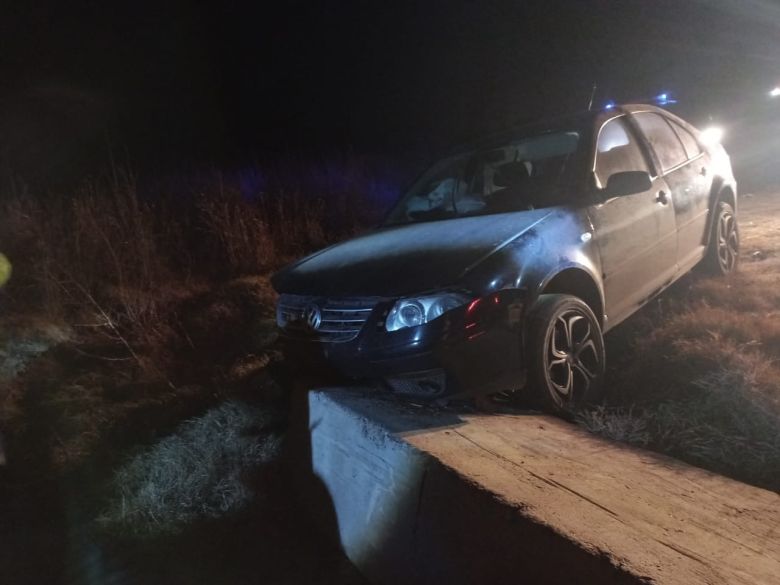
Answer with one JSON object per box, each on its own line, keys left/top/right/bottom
{"left": 272, "top": 104, "right": 738, "bottom": 415}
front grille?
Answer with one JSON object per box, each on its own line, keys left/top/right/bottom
{"left": 277, "top": 294, "right": 379, "bottom": 343}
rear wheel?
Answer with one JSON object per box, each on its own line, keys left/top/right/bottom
{"left": 526, "top": 294, "right": 605, "bottom": 418}
{"left": 704, "top": 201, "right": 739, "bottom": 275}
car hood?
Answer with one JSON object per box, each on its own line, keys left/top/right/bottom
{"left": 272, "top": 209, "right": 554, "bottom": 297}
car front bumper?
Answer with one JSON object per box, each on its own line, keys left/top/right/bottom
{"left": 279, "top": 291, "right": 527, "bottom": 397}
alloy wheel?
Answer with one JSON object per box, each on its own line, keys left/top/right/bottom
{"left": 544, "top": 309, "right": 601, "bottom": 409}
{"left": 716, "top": 210, "right": 739, "bottom": 273}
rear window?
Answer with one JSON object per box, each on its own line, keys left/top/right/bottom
{"left": 633, "top": 112, "right": 688, "bottom": 172}
{"left": 670, "top": 121, "right": 702, "bottom": 159}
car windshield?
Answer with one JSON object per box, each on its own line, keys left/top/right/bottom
{"left": 386, "top": 130, "right": 581, "bottom": 225}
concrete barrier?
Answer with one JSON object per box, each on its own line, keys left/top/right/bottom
{"left": 291, "top": 389, "right": 780, "bottom": 585}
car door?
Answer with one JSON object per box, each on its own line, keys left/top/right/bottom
{"left": 631, "top": 111, "right": 711, "bottom": 271}
{"left": 587, "top": 115, "right": 678, "bottom": 328}
{"left": 668, "top": 117, "right": 713, "bottom": 270}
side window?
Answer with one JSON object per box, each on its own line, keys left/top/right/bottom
{"left": 670, "top": 121, "right": 702, "bottom": 159}
{"left": 594, "top": 117, "right": 650, "bottom": 188}
{"left": 633, "top": 112, "right": 687, "bottom": 172}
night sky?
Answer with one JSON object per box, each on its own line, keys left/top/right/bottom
{"left": 1, "top": 0, "right": 779, "bottom": 184}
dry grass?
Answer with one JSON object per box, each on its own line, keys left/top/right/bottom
{"left": 580, "top": 369, "right": 780, "bottom": 488}
{"left": 0, "top": 162, "right": 384, "bottom": 474}
{"left": 98, "top": 400, "right": 281, "bottom": 536}
{"left": 0, "top": 163, "right": 377, "bottom": 377}
{"left": 581, "top": 192, "right": 780, "bottom": 491}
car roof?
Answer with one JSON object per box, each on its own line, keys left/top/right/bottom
{"left": 452, "top": 103, "right": 692, "bottom": 154}
{"left": 616, "top": 103, "right": 700, "bottom": 132}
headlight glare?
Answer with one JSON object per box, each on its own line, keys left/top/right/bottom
{"left": 398, "top": 301, "right": 425, "bottom": 328}
{"left": 386, "top": 293, "right": 471, "bottom": 331}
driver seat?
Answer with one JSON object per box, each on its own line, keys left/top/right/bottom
{"left": 488, "top": 160, "right": 533, "bottom": 212}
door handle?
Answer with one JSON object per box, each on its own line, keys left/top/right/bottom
{"left": 656, "top": 190, "right": 669, "bottom": 205}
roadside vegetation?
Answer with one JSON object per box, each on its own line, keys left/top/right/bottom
{"left": 0, "top": 162, "right": 384, "bottom": 583}
{"left": 0, "top": 161, "right": 385, "bottom": 473}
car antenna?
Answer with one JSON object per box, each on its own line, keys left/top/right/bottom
{"left": 587, "top": 83, "right": 598, "bottom": 111}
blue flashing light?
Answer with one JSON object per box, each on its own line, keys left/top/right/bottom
{"left": 604, "top": 100, "right": 616, "bottom": 110}
{"left": 655, "top": 92, "right": 677, "bottom": 106}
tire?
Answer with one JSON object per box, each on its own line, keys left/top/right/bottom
{"left": 526, "top": 294, "right": 605, "bottom": 418}
{"left": 704, "top": 201, "right": 739, "bottom": 275}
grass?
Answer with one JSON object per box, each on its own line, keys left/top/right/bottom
{"left": 0, "top": 317, "right": 70, "bottom": 383}
{"left": 580, "top": 369, "right": 780, "bottom": 488}
{"left": 0, "top": 160, "right": 383, "bottom": 329}
{"left": 98, "top": 400, "right": 281, "bottom": 536}
{"left": 0, "top": 162, "right": 381, "bottom": 584}
{"left": 580, "top": 192, "right": 780, "bottom": 491}
{"left": 0, "top": 162, "right": 384, "bottom": 473}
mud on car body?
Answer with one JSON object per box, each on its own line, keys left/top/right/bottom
{"left": 272, "top": 104, "right": 738, "bottom": 416}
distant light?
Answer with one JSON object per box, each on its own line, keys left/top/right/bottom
{"left": 770, "top": 87, "right": 780, "bottom": 98}
{"left": 700, "top": 126, "right": 724, "bottom": 146}
{"left": 655, "top": 92, "right": 677, "bottom": 106}
{"left": 604, "top": 101, "right": 616, "bottom": 110}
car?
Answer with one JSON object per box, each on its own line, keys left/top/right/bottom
{"left": 271, "top": 104, "right": 738, "bottom": 416}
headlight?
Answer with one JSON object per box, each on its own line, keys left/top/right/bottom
{"left": 700, "top": 126, "right": 724, "bottom": 146}
{"left": 385, "top": 293, "right": 471, "bottom": 332}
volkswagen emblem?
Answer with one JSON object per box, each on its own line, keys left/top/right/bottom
{"left": 304, "top": 303, "right": 322, "bottom": 330}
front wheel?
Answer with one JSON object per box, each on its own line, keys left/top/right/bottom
{"left": 704, "top": 201, "right": 739, "bottom": 275}
{"left": 526, "top": 294, "right": 605, "bottom": 418}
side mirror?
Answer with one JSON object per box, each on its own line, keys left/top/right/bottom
{"left": 604, "top": 171, "right": 652, "bottom": 198}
